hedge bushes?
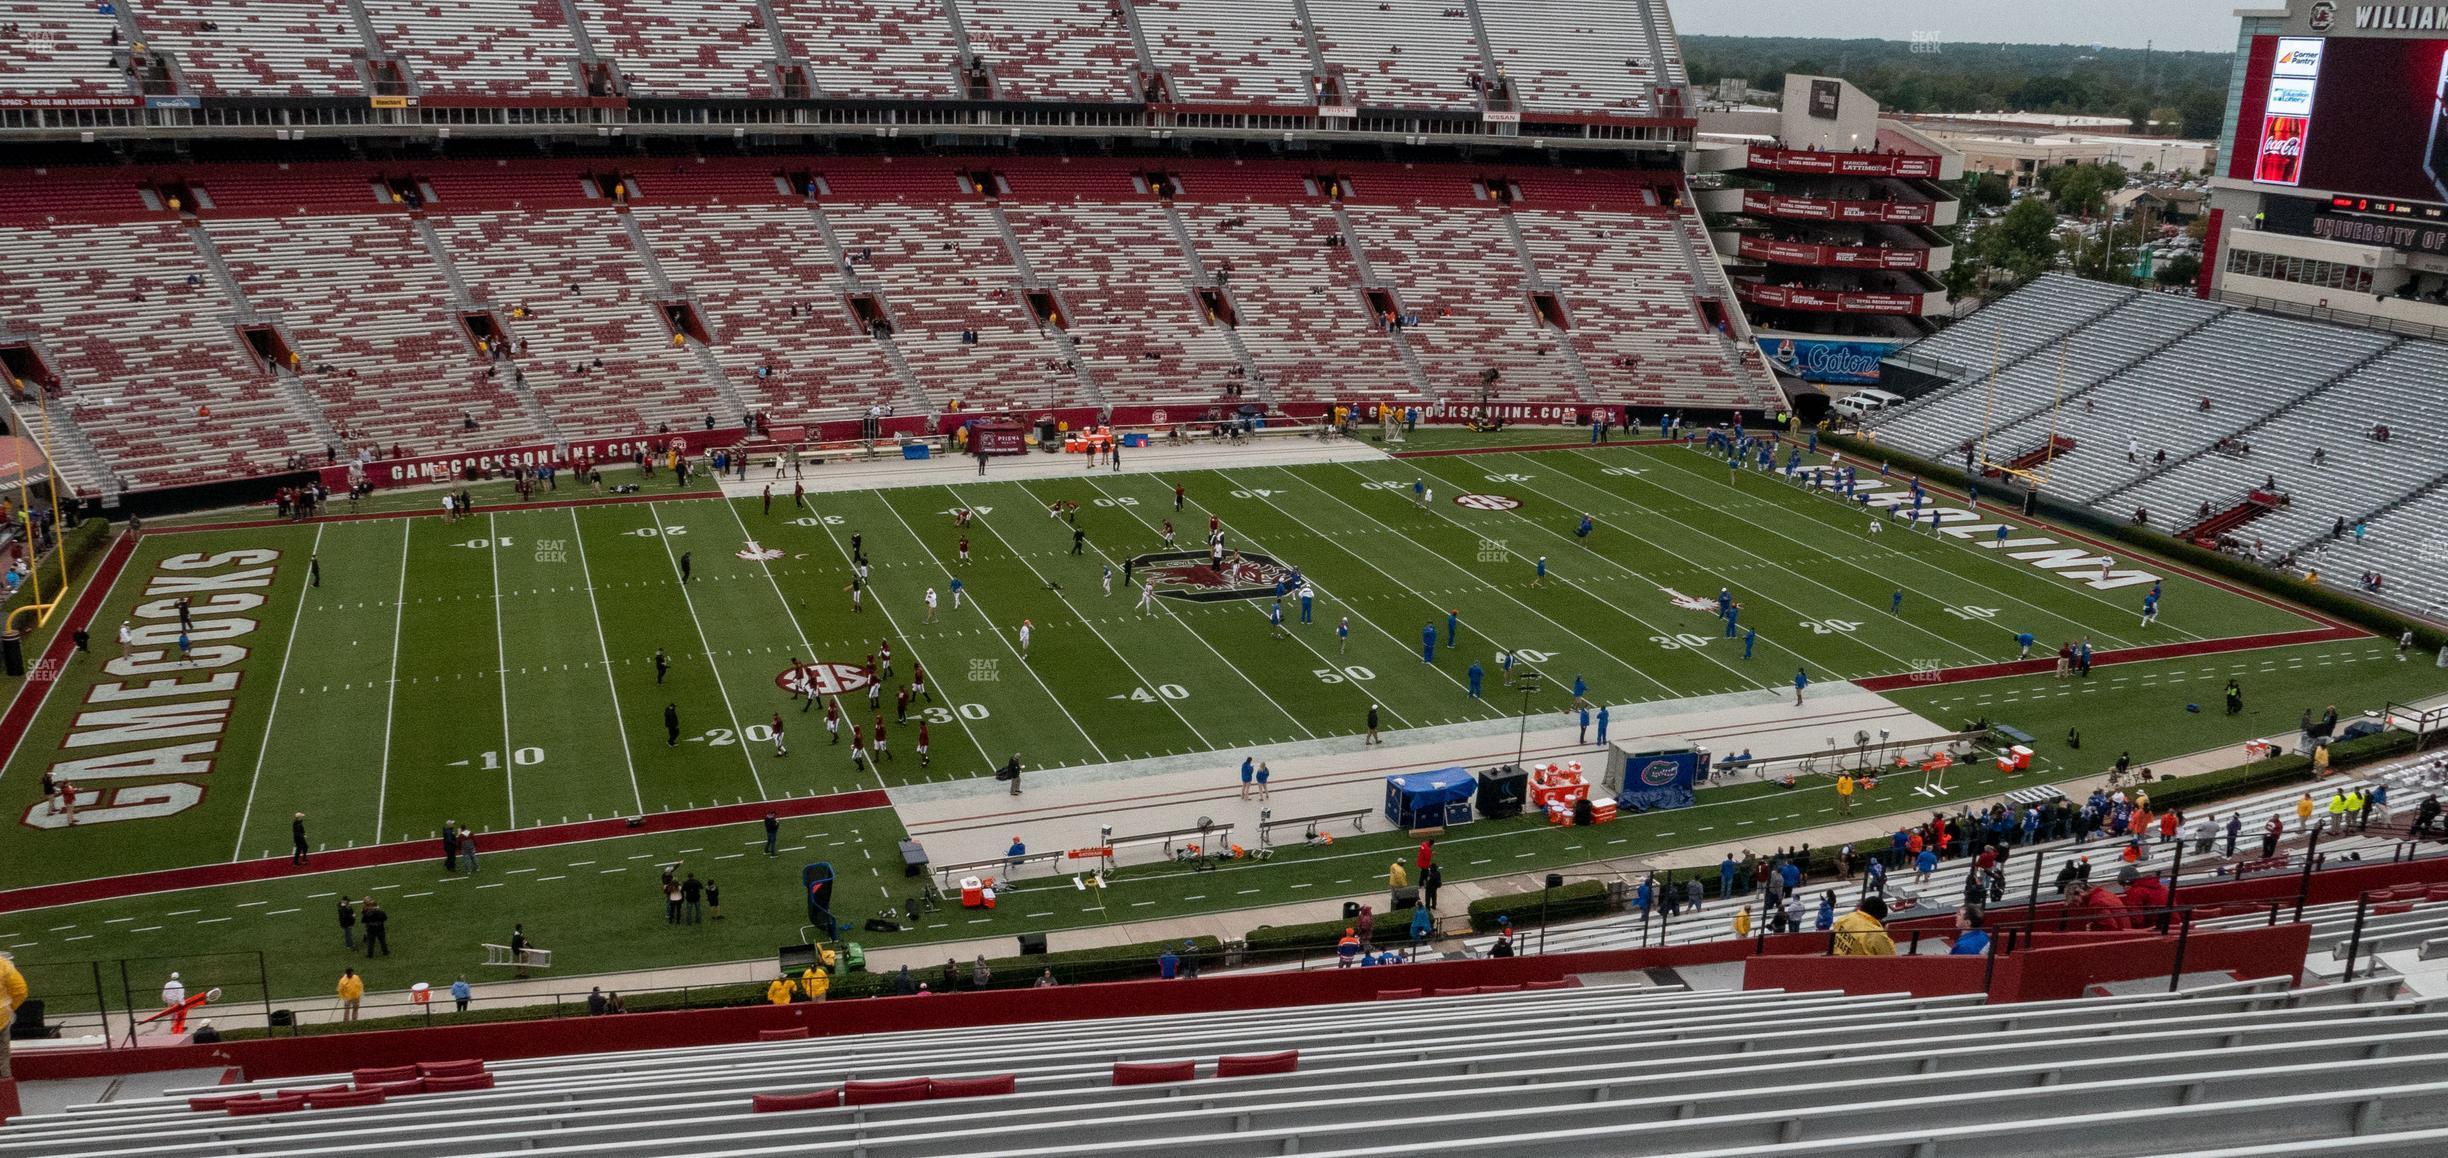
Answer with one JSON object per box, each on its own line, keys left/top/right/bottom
{"left": 1464, "top": 879, "right": 1612, "bottom": 932}
{"left": 2144, "top": 755, "right": 2314, "bottom": 813}
{"left": 1818, "top": 432, "right": 2444, "bottom": 651}
{"left": 0, "top": 517, "right": 111, "bottom": 655}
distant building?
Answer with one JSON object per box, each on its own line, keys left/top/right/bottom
{"left": 1692, "top": 76, "right": 1964, "bottom": 389}
{"left": 1905, "top": 119, "right": 2216, "bottom": 188}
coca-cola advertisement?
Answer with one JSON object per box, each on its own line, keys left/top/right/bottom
{"left": 2258, "top": 114, "right": 2310, "bottom": 185}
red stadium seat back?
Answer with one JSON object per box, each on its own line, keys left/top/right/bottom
{"left": 758, "top": 1027, "right": 811, "bottom": 1041}
{"left": 1374, "top": 988, "right": 1423, "bottom": 1001}
{"left": 1214, "top": 1051, "right": 1299, "bottom": 1079}
{"left": 1477, "top": 983, "right": 1522, "bottom": 993}
{"left": 187, "top": 1093, "right": 267, "bottom": 1113}
{"left": 421, "top": 1073, "right": 496, "bottom": 1093}
{"left": 1432, "top": 986, "right": 1479, "bottom": 997}
{"left": 842, "top": 1077, "right": 931, "bottom": 1105}
{"left": 417, "top": 1059, "right": 488, "bottom": 1078}
{"left": 751, "top": 1089, "right": 844, "bottom": 1113}
{"left": 351, "top": 1065, "right": 419, "bottom": 1088}
{"left": 274, "top": 1085, "right": 351, "bottom": 1100}
{"left": 927, "top": 1074, "right": 1017, "bottom": 1099}
{"left": 225, "top": 1094, "right": 308, "bottom": 1117}
{"left": 1524, "top": 979, "right": 1578, "bottom": 990}
{"left": 1112, "top": 1060, "right": 1197, "bottom": 1086}
{"left": 304, "top": 1089, "right": 389, "bottom": 1110}
{"left": 367, "top": 1078, "right": 427, "bottom": 1097}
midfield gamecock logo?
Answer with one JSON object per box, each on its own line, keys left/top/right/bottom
{"left": 1131, "top": 550, "right": 1296, "bottom": 603}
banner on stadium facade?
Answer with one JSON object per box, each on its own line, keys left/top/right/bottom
{"left": 1758, "top": 336, "right": 1900, "bottom": 385}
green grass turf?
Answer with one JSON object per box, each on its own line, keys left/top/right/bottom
{"left": 0, "top": 639, "right": 2437, "bottom": 1009}
{"left": 0, "top": 445, "right": 2418, "bottom": 894}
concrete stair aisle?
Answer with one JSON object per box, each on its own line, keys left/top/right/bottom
{"left": 748, "top": 0, "right": 797, "bottom": 83}
{"left": 1500, "top": 211, "right": 1599, "bottom": 403}
{"left": 1330, "top": 202, "right": 1434, "bottom": 395}
{"left": 801, "top": 204, "right": 939, "bottom": 416}
{"left": 615, "top": 209, "right": 754, "bottom": 426}
{"left": 988, "top": 204, "right": 1108, "bottom": 410}
{"left": 1161, "top": 201, "right": 1270, "bottom": 406}
{"left": 410, "top": 216, "right": 565, "bottom": 444}
{"left": 0, "top": 390, "right": 114, "bottom": 501}
{"left": 185, "top": 222, "right": 345, "bottom": 452}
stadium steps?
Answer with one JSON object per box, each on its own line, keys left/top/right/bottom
{"left": 987, "top": 202, "right": 1109, "bottom": 408}
{"left": 1328, "top": 200, "right": 1433, "bottom": 394}
{"left": 184, "top": 221, "right": 344, "bottom": 451}
{"left": 554, "top": 0, "right": 604, "bottom": 66}
{"left": 0, "top": 390, "right": 113, "bottom": 500}
{"left": 746, "top": 0, "right": 792, "bottom": 73}
{"left": 794, "top": 203, "right": 937, "bottom": 414}
{"left": 615, "top": 208, "right": 752, "bottom": 424}
{"left": 1158, "top": 200, "right": 1270, "bottom": 403}
{"left": 409, "top": 215, "right": 566, "bottom": 444}
{"left": 11, "top": 986, "right": 2448, "bottom": 1156}
{"left": 1456, "top": 0, "right": 1500, "bottom": 108}
{"left": 1499, "top": 210, "right": 1600, "bottom": 403}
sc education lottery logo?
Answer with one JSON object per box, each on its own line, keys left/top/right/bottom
{"left": 1453, "top": 494, "right": 1521, "bottom": 511}
{"left": 775, "top": 662, "right": 875, "bottom": 697}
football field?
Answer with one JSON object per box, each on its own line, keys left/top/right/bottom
{"left": 0, "top": 440, "right": 2346, "bottom": 889}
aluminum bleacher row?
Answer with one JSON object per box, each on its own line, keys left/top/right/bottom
{"left": 5, "top": 975, "right": 2443, "bottom": 1157}
{"left": 0, "top": 0, "right": 1686, "bottom": 117}
{"left": 1869, "top": 273, "right": 2448, "bottom": 617}
{"left": 0, "top": 156, "right": 1768, "bottom": 495}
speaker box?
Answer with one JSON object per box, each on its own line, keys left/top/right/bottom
{"left": 1389, "top": 885, "right": 1420, "bottom": 911}
{"left": 1476, "top": 764, "right": 1528, "bottom": 820}
{"left": 1017, "top": 932, "right": 1048, "bottom": 955}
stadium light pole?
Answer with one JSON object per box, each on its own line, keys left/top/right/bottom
{"left": 1513, "top": 670, "right": 1543, "bottom": 770}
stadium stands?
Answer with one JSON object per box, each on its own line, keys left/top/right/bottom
{"left": 358, "top": 0, "right": 583, "bottom": 97}
{"left": 770, "top": 0, "right": 963, "bottom": 98}
{"left": 959, "top": 0, "right": 1140, "bottom": 102}
{"left": 0, "top": 157, "right": 1769, "bottom": 495}
{"left": 1305, "top": 0, "right": 1485, "bottom": 111}
{"left": 131, "top": 0, "right": 367, "bottom": 97}
{"left": 570, "top": 0, "right": 777, "bottom": 97}
{"left": 0, "top": 0, "right": 128, "bottom": 98}
{"left": 5, "top": 977, "right": 2441, "bottom": 1156}
{"left": 1132, "top": 0, "right": 1316, "bottom": 107}
{"left": 1479, "top": 0, "right": 1662, "bottom": 116}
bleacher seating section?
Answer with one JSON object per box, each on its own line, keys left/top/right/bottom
{"left": 5, "top": 977, "right": 2444, "bottom": 1156}
{"left": 1870, "top": 273, "right": 2448, "bottom": 616}
{"left": 0, "top": 157, "right": 1768, "bottom": 495}
{"left": 0, "top": 0, "right": 1692, "bottom": 118}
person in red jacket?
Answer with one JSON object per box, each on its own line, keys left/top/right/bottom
{"left": 2119, "top": 865, "right": 2170, "bottom": 919}
{"left": 2063, "top": 881, "right": 2132, "bottom": 931}
{"left": 1416, "top": 839, "right": 1435, "bottom": 874}
{"left": 2157, "top": 810, "right": 2182, "bottom": 844}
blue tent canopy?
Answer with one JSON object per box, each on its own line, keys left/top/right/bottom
{"left": 1385, "top": 766, "right": 1476, "bottom": 828}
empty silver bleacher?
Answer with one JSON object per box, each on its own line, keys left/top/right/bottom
{"left": 6, "top": 974, "right": 2441, "bottom": 1157}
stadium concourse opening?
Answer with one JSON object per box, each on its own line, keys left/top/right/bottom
{"left": 0, "top": 0, "right": 2442, "bottom": 1148}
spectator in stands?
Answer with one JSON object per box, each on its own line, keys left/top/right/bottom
{"left": 1685, "top": 878, "right": 1705, "bottom": 912}
{"left": 1831, "top": 896, "right": 1894, "bottom": 956}
{"left": 972, "top": 956, "right": 992, "bottom": 990}
{"left": 1035, "top": 969, "right": 1057, "bottom": 987}
{"left": 2120, "top": 866, "right": 2169, "bottom": 919}
{"left": 335, "top": 968, "right": 364, "bottom": 1023}
{"left": 1949, "top": 909, "right": 1989, "bottom": 956}
{"left": 1355, "top": 904, "right": 1375, "bottom": 949}
{"left": 587, "top": 987, "right": 608, "bottom": 1016}
{"left": 1816, "top": 892, "right": 1836, "bottom": 931}
{"left": 451, "top": 976, "right": 470, "bottom": 1013}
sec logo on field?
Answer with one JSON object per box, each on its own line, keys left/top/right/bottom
{"left": 774, "top": 662, "right": 874, "bottom": 698}
{"left": 1453, "top": 494, "right": 1522, "bottom": 511}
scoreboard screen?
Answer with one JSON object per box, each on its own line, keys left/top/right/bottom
{"left": 2242, "top": 34, "right": 2448, "bottom": 205}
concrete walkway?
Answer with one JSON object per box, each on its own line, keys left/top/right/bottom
{"left": 717, "top": 431, "right": 1385, "bottom": 500}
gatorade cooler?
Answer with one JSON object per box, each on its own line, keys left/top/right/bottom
{"left": 2009, "top": 745, "right": 2033, "bottom": 771}
{"left": 960, "top": 875, "right": 986, "bottom": 908}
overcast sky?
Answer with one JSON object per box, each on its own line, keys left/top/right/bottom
{"left": 1670, "top": 0, "right": 2248, "bottom": 54}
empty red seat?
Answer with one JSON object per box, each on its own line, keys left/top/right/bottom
{"left": 351, "top": 1065, "right": 419, "bottom": 1088}
{"left": 928, "top": 1074, "right": 1017, "bottom": 1099}
{"left": 275, "top": 1085, "right": 351, "bottom": 1100}
{"left": 758, "top": 1027, "right": 810, "bottom": 1041}
{"left": 842, "top": 1077, "right": 931, "bottom": 1105}
{"left": 366, "top": 1078, "right": 426, "bottom": 1097}
{"left": 1112, "top": 1060, "right": 1197, "bottom": 1086}
{"left": 224, "top": 1094, "right": 308, "bottom": 1117}
{"left": 751, "top": 1089, "right": 844, "bottom": 1113}
{"left": 304, "top": 1089, "right": 389, "bottom": 1109}
{"left": 421, "top": 1073, "right": 496, "bottom": 1093}
{"left": 417, "top": 1059, "right": 487, "bottom": 1078}
{"left": 1214, "top": 1051, "right": 1299, "bottom": 1078}
{"left": 187, "top": 1092, "right": 269, "bottom": 1112}
{"left": 1432, "top": 986, "right": 1479, "bottom": 997}
{"left": 1376, "top": 988, "right": 1423, "bottom": 1000}
{"left": 1524, "top": 979, "right": 1577, "bottom": 990}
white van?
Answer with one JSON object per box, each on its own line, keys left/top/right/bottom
{"left": 1832, "top": 389, "right": 1904, "bottom": 419}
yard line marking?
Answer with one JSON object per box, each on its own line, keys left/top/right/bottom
{"left": 64, "top": 934, "right": 92, "bottom": 941}
{"left": 861, "top": 488, "right": 1102, "bottom": 760}
{"left": 373, "top": 518, "right": 411, "bottom": 844}
{"left": 1047, "top": 476, "right": 1316, "bottom": 739}
{"left": 597, "top": 868, "right": 626, "bottom": 875}
{"left": 648, "top": 502, "right": 768, "bottom": 799}
{"left": 1291, "top": 466, "right": 1688, "bottom": 698}
{"left": 567, "top": 860, "right": 595, "bottom": 867}
{"left": 717, "top": 495, "right": 902, "bottom": 795}
{"left": 237, "top": 900, "right": 268, "bottom": 907}
{"left": 403, "top": 891, "right": 433, "bottom": 898}
{"left": 954, "top": 482, "right": 1215, "bottom": 746}
{"left": 104, "top": 916, "right": 132, "bottom": 923}
{"left": 477, "top": 882, "right": 504, "bottom": 890}
{"left": 570, "top": 508, "right": 645, "bottom": 815}
{"left": 717, "top": 852, "right": 745, "bottom": 860}
{"left": 266, "top": 908, "right": 300, "bottom": 916}
{"left": 1530, "top": 452, "right": 1987, "bottom": 668}
{"left": 488, "top": 514, "right": 519, "bottom": 826}
{"left": 535, "top": 875, "right": 565, "bottom": 882}
{"left": 167, "top": 909, "right": 199, "bottom": 917}
{"left": 127, "top": 926, "right": 159, "bottom": 933}
{"left": 506, "top": 868, "right": 536, "bottom": 875}
{"left": 230, "top": 522, "right": 327, "bottom": 862}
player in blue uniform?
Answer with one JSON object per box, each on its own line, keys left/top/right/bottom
{"left": 1466, "top": 661, "right": 1483, "bottom": 698}
{"left": 1421, "top": 622, "right": 1436, "bottom": 663}
{"left": 1743, "top": 627, "right": 1756, "bottom": 660}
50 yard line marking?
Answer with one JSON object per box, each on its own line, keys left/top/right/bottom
{"left": 230, "top": 523, "right": 325, "bottom": 862}
{"left": 648, "top": 502, "right": 767, "bottom": 799}
{"left": 570, "top": 508, "right": 643, "bottom": 815}
{"left": 488, "top": 513, "right": 518, "bottom": 826}
{"left": 372, "top": 518, "right": 411, "bottom": 842}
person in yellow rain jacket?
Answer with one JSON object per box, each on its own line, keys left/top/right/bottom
{"left": 1388, "top": 861, "right": 1408, "bottom": 890}
{"left": 1831, "top": 896, "right": 1896, "bottom": 957}
{"left": 335, "top": 968, "right": 365, "bottom": 1022}
{"left": 765, "top": 976, "right": 796, "bottom": 1005}
{"left": 800, "top": 965, "right": 829, "bottom": 1002}
{"left": 0, "top": 952, "right": 27, "bottom": 1080}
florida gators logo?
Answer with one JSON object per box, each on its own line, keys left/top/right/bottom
{"left": 1638, "top": 759, "right": 1683, "bottom": 788}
